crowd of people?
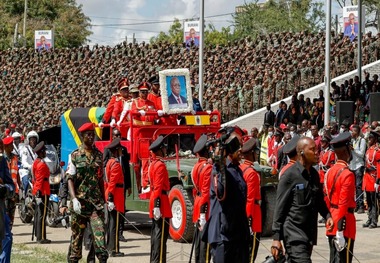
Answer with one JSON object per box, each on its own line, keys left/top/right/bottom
{"left": 0, "top": 31, "right": 380, "bottom": 132}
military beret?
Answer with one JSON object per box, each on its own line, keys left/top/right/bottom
{"left": 193, "top": 134, "right": 208, "bottom": 154}
{"left": 34, "top": 141, "right": 46, "bottom": 153}
{"left": 3, "top": 137, "right": 13, "bottom": 145}
{"left": 105, "top": 138, "right": 121, "bottom": 150}
{"left": 148, "top": 76, "right": 159, "bottom": 85}
{"left": 78, "top": 122, "right": 95, "bottom": 133}
{"left": 149, "top": 136, "right": 166, "bottom": 152}
{"left": 241, "top": 138, "right": 258, "bottom": 153}
{"left": 283, "top": 135, "right": 300, "bottom": 155}
{"left": 330, "top": 132, "right": 351, "bottom": 149}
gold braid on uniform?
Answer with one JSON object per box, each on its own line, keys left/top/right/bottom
{"left": 134, "top": 100, "right": 148, "bottom": 111}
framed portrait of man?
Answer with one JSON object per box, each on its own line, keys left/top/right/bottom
{"left": 159, "top": 68, "right": 193, "bottom": 114}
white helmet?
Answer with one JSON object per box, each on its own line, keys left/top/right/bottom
{"left": 12, "top": 132, "right": 21, "bottom": 138}
{"left": 27, "top": 131, "right": 39, "bottom": 142}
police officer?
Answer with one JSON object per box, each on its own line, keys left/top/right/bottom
{"left": 205, "top": 127, "right": 250, "bottom": 263}
{"left": 32, "top": 141, "right": 51, "bottom": 244}
{"left": 191, "top": 135, "right": 212, "bottom": 263}
{"left": 362, "top": 130, "right": 380, "bottom": 228}
{"left": 324, "top": 132, "right": 356, "bottom": 263}
{"left": 66, "top": 123, "right": 108, "bottom": 263}
{"left": 148, "top": 136, "right": 172, "bottom": 263}
{"left": 272, "top": 137, "right": 333, "bottom": 262}
{"left": 240, "top": 138, "right": 261, "bottom": 262}
{"left": 104, "top": 138, "right": 125, "bottom": 257}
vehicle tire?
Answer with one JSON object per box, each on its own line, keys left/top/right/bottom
{"left": 169, "top": 184, "right": 194, "bottom": 242}
{"left": 46, "top": 202, "right": 59, "bottom": 227}
{"left": 18, "top": 202, "right": 33, "bottom": 224}
{"left": 261, "top": 185, "right": 277, "bottom": 237}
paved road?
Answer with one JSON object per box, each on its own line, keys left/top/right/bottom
{"left": 12, "top": 209, "right": 380, "bottom": 262}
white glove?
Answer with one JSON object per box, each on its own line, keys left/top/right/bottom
{"left": 334, "top": 231, "right": 346, "bottom": 252}
{"left": 199, "top": 213, "right": 206, "bottom": 230}
{"left": 36, "top": 197, "right": 42, "bottom": 205}
{"left": 153, "top": 207, "right": 161, "bottom": 220}
{"left": 139, "top": 110, "right": 146, "bottom": 116}
{"left": 110, "top": 119, "right": 116, "bottom": 127}
{"left": 157, "top": 110, "right": 164, "bottom": 117}
{"left": 98, "top": 122, "right": 104, "bottom": 128}
{"left": 117, "top": 120, "right": 122, "bottom": 127}
{"left": 375, "top": 183, "right": 379, "bottom": 193}
{"left": 108, "top": 201, "right": 115, "bottom": 211}
{"left": 72, "top": 198, "right": 81, "bottom": 214}
{"left": 249, "top": 227, "right": 254, "bottom": 236}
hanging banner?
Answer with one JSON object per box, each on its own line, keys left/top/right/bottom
{"left": 343, "top": 6, "right": 365, "bottom": 42}
{"left": 183, "top": 20, "right": 200, "bottom": 47}
{"left": 34, "top": 30, "right": 54, "bottom": 51}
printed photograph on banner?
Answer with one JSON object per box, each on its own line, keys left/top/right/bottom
{"left": 35, "top": 30, "right": 53, "bottom": 51}
{"left": 159, "top": 68, "right": 193, "bottom": 115}
{"left": 342, "top": 6, "right": 362, "bottom": 42}
{"left": 183, "top": 20, "right": 200, "bottom": 47}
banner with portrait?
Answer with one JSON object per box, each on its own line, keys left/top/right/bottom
{"left": 34, "top": 30, "right": 54, "bottom": 51}
{"left": 183, "top": 20, "right": 200, "bottom": 47}
{"left": 342, "top": 6, "right": 365, "bottom": 42}
{"left": 159, "top": 68, "right": 193, "bottom": 115}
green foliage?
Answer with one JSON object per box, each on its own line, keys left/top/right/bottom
{"left": 0, "top": 0, "right": 91, "bottom": 49}
{"left": 150, "top": 18, "right": 183, "bottom": 44}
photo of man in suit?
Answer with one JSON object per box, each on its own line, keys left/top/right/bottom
{"left": 168, "top": 76, "right": 187, "bottom": 109}
{"left": 185, "top": 28, "right": 200, "bottom": 47}
{"left": 344, "top": 13, "right": 359, "bottom": 42}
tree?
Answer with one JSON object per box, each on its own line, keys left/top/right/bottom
{"left": 233, "top": 0, "right": 325, "bottom": 39}
{"left": 150, "top": 18, "right": 183, "bottom": 44}
{"left": 0, "top": 0, "right": 91, "bottom": 49}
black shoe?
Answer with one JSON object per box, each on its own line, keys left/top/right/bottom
{"left": 318, "top": 218, "right": 326, "bottom": 224}
{"left": 356, "top": 208, "right": 365, "bottom": 214}
{"left": 369, "top": 223, "right": 377, "bottom": 229}
{"left": 363, "top": 221, "right": 371, "bottom": 228}
{"left": 110, "top": 251, "right": 125, "bottom": 257}
{"left": 38, "top": 239, "right": 51, "bottom": 244}
{"left": 119, "top": 235, "right": 128, "bottom": 242}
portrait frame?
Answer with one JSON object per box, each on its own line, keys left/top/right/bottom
{"left": 159, "top": 68, "right": 193, "bottom": 115}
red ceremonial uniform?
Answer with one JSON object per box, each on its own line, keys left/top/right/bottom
{"left": 103, "top": 94, "right": 121, "bottom": 123}
{"left": 278, "top": 159, "right": 296, "bottom": 178}
{"left": 191, "top": 157, "right": 212, "bottom": 223}
{"left": 267, "top": 136, "right": 275, "bottom": 160}
{"left": 148, "top": 155, "right": 172, "bottom": 219}
{"left": 32, "top": 158, "right": 51, "bottom": 196}
{"left": 8, "top": 155, "right": 19, "bottom": 194}
{"left": 105, "top": 158, "right": 125, "bottom": 213}
{"left": 148, "top": 92, "right": 163, "bottom": 110}
{"left": 362, "top": 144, "right": 380, "bottom": 192}
{"left": 131, "top": 98, "right": 156, "bottom": 125}
{"left": 318, "top": 147, "right": 336, "bottom": 184}
{"left": 240, "top": 160, "right": 262, "bottom": 233}
{"left": 325, "top": 160, "right": 356, "bottom": 240}
{"left": 112, "top": 97, "right": 131, "bottom": 122}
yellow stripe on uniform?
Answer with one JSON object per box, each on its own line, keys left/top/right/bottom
{"left": 160, "top": 218, "right": 165, "bottom": 263}
{"left": 250, "top": 232, "right": 256, "bottom": 263}
{"left": 116, "top": 212, "right": 119, "bottom": 252}
{"left": 88, "top": 107, "right": 102, "bottom": 139}
{"left": 346, "top": 238, "right": 351, "bottom": 263}
{"left": 206, "top": 243, "right": 210, "bottom": 263}
{"left": 64, "top": 110, "right": 81, "bottom": 147}
{"left": 42, "top": 195, "right": 47, "bottom": 239}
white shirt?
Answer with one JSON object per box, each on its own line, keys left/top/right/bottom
{"left": 349, "top": 136, "right": 366, "bottom": 170}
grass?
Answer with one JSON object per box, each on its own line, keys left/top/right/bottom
{"left": 12, "top": 243, "right": 70, "bottom": 263}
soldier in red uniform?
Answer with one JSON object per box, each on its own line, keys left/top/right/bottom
{"left": 3, "top": 137, "right": 20, "bottom": 227}
{"left": 362, "top": 130, "right": 380, "bottom": 229}
{"left": 240, "top": 138, "right": 261, "bottom": 262}
{"left": 318, "top": 132, "right": 336, "bottom": 186}
{"left": 268, "top": 129, "right": 284, "bottom": 173}
{"left": 278, "top": 135, "right": 299, "bottom": 178}
{"left": 148, "top": 136, "right": 172, "bottom": 263}
{"left": 191, "top": 135, "right": 212, "bottom": 263}
{"left": 325, "top": 132, "right": 356, "bottom": 263}
{"left": 148, "top": 76, "right": 163, "bottom": 110}
{"left": 111, "top": 78, "right": 131, "bottom": 128}
{"left": 104, "top": 138, "right": 125, "bottom": 257}
{"left": 32, "top": 141, "right": 51, "bottom": 244}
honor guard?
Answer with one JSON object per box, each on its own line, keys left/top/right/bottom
{"left": 148, "top": 76, "right": 163, "bottom": 110}
{"left": 148, "top": 136, "right": 172, "bottom": 263}
{"left": 32, "top": 141, "right": 51, "bottom": 243}
{"left": 191, "top": 135, "right": 212, "bottom": 263}
{"left": 110, "top": 78, "right": 130, "bottom": 127}
{"left": 104, "top": 138, "right": 125, "bottom": 257}
{"left": 325, "top": 132, "right": 356, "bottom": 263}
{"left": 278, "top": 135, "right": 299, "bottom": 178}
{"left": 318, "top": 132, "right": 336, "bottom": 186}
{"left": 362, "top": 129, "right": 380, "bottom": 228}
{"left": 240, "top": 138, "right": 262, "bottom": 262}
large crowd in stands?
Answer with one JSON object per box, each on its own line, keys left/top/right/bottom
{"left": 0, "top": 31, "right": 380, "bottom": 136}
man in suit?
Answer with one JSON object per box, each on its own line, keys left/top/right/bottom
{"left": 344, "top": 13, "right": 359, "bottom": 42}
{"left": 263, "top": 103, "right": 275, "bottom": 126}
{"left": 185, "top": 28, "right": 200, "bottom": 47}
{"left": 168, "top": 77, "right": 187, "bottom": 107}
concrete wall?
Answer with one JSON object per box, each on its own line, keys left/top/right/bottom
{"left": 225, "top": 60, "right": 380, "bottom": 130}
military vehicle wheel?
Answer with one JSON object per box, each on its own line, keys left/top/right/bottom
{"left": 169, "top": 184, "right": 194, "bottom": 242}
{"left": 261, "top": 185, "right": 277, "bottom": 237}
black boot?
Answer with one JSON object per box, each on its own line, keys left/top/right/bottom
{"left": 363, "top": 220, "right": 371, "bottom": 227}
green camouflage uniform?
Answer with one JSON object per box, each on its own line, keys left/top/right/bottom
{"left": 244, "top": 88, "right": 253, "bottom": 114}
{"left": 253, "top": 84, "right": 262, "bottom": 111}
{"left": 66, "top": 145, "right": 108, "bottom": 262}
{"left": 228, "top": 94, "right": 239, "bottom": 121}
